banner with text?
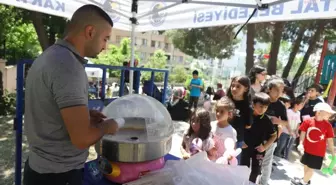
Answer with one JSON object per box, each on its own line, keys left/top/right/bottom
{"left": 1, "top": 0, "right": 335, "bottom": 32}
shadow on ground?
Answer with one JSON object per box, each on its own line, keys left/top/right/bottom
{"left": 0, "top": 116, "right": 29, "bottom": 185}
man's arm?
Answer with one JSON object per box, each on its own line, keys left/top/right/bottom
{"left": 61, "top": 106, "right": 108, "bottom": 149}
{"left": 51, "top": 59, "right": 116, "bottom": 150}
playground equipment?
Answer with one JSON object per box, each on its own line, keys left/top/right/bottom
{"left": 14, "top": 60, "right": 169, "bottom": 185}
{"left": 315, "top": 38, "right": 336, "bottom": 106}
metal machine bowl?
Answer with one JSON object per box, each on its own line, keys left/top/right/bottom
{"left": 95, "top": 95, "right": 174, "bottom": 163}
{"left": 95, "top": 117, "right": 172, "bottom": 162}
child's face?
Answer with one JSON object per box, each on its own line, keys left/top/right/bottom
{"left": 215, "top": 106, "right": 229, "bottom": 122}
{"left": 253, "top": 102, "right": 269, "bottom": 115}
{"left": 191, "top": 119, "right": 200, "bottom": 133}
{"left": 307, "top": 88, "right": 318, "bottom": 99}
{"left": 230, "top": 80, "right": 247, "bottom": 99}
{"left": 295, "top": 102, "right": 304, "bottom": 111}
{"left": 256, "top": 71, "right": 267, "bottom": 82}
{"left": 193, "top": 74, "right": 198, "bottom": 79}
{"left": 269, "top": 85, "right": 284, "bottom": 100}
{"left": 316, "top": 110, "right": 332, "bottom": 120}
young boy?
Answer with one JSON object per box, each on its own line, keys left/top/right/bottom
{"left": 282, "top": 98, "right": 304, "bottom": 160}
{"left": 189, "top": 70, "right": 203, "bottom": 109}
{"left": 260, "top": 77, "right": 288, "bottom": 185}
{"left": 292, "top": 103, "right": 335, "bottom": 185}
{"left": 301, "top": 84, "right": 323, "bottom": 120}
{"left": 241, "top": 92, "right": 277, "bottom": 183}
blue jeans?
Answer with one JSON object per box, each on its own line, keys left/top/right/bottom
{"left": 275, "top": 133, "right": 290, "bottom": 157}
{"left": 284, "top": 136, "right": 295, "bottom": 159}
{"left": 236, "top": 141, "right": 244, "bottom": 165}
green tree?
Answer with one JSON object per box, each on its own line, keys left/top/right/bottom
{"left": 91, "top": 38, "right": 140, "bottom": 77}
{"left": 0, "top": 5, "right": 41, "bottom": 62}
{"left": 245, "top": 24, "right": 256, "bottom": 74}
{"left": 166, "top": 26, "right": 239, "bottom": 59}
{"left": 141, "top": 50, "right": 167, "bottom": 82}
{"left": 281, "top": 21, "right": 307, "bottom": 78}
{"left": 26, "top": 11, "right": 67, "bottom": 50}
{"left": 292, "top": 20, "right": 328, "bottom": 86}
{"left": 170, "top": 65, "right": 189, "bottom": 83}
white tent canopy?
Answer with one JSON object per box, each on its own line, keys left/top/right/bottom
{"left": 2, "top": 0, "right": 336, "bottom": 32}
{"left": 2, "top": 0, "right": 336, "bottom": 93}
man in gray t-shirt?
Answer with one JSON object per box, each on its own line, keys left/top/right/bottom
{"left": 23, "top": 5, "right": 123, "bottom": 185}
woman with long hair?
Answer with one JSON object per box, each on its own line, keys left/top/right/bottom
{"left": 249, "top": 65, "right": 267, "bottom": 96}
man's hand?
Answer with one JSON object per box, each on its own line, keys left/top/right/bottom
{"left": 102, "top": 118, "right": 125, "bottom": 135}
{"left": 89, "top": 110, "right": 106, "bottom": 127}
{"left": 255, "top": 144, "right": 266, "bottom": 152}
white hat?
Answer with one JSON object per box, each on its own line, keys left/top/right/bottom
{"left": 313, "top": 103, "right": 336, "bottom": 114}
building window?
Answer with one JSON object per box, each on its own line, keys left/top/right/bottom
{"left": 116, "top": 36, "right": 121, "bottom": 43}
{"left": 158, "top": 41, "right": 161, "bottom": 48}
{"left": 142, "top": 39, "right": 147, "bottom": 46}
{"left": 151, "top": 40, "right": 156, "bottom": 47}
{"left": 165, "top": 43, "right": 170, "bottom": 50}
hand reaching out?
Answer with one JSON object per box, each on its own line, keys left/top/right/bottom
{"left": 255, "top": 144, "right": 266, "bottom": 152}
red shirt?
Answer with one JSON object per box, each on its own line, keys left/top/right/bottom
{"left": 299, "top": 118, "right": 334, "bottom": 157}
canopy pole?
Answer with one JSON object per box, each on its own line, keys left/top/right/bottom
{"left": 129, "top": 0, "right": 138, "bottom": 95}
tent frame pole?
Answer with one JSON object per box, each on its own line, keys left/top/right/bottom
{"left": 129, "top": 0, "right": 139, "bottom": 95}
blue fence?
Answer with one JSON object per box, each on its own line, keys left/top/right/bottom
{"left": 14, "top": 60, "right": 169, "bottom": 185}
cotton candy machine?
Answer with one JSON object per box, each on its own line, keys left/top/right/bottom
{"left": 95, "top": 94, "right": 174, "bottom": 184}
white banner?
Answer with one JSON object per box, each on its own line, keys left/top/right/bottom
{"left": 1, "top": 0, "right": 335, "bottom": 32}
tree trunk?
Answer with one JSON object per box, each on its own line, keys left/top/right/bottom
{"left": 245, "top": 24, "right": 255, "bottom": 75}
{"left": 292, "top": 20, "right": 327, "bottom": 86}
{"left": 30, "top": 11, "right": 50, "bottom": 51}
{"left": 267, "top": 22, "right": 285, "bottom": 75}
{"left": 0, "top": 70, "right": 3, "bottom": 97}
{"left": 282, "top": 25, "right": 305, "bottom": 78}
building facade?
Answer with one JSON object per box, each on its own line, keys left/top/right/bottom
{"left": 109, "top": 29, "right": 189, "bottom": 68}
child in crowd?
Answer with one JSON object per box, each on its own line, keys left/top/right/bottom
{"left": 274, "top": 94, "right": 292, "bottom": 158}
{"left": 292, "top": 103, "right": 335, "bottom": 185}
{"left": 301, "top": 84, "right": 324, "bottom": 120}
{"left": 211, "top": 96, "right": 238, "bottom": 161}
{"left": 260, "top": 77, "right": 288, "bottom": 185}
{"left": 181, "top": 108, "right": 215, "bottom": 160}
{"left": 276, "top": 98, "right": 304, "bottom": 159}
{"left": 167, "top": 89, "right": 190, "bottom": 121}
{"left": 227, "top": 76, "right": 253, "bottom": 164}
{"left": 241, "top": 92, "right": 277, "bottom": 183}
{"left": 279, "top": 95, "right": 291, "bottom": 109}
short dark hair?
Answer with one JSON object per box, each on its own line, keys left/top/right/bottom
{"left": 192, "top": 70, "right": 198, "bottom": 75}
{"left": 67, "top": 4, "right": 113, "bottom": 33}
{"left": 261, "top": 77, "right": 284, "bottom": 93}
{"left": 253, "top": 92, "right": 271, "bottom": 106}
{"left": 308, "top": 84, "right": 323, "bottom": 93}
{"left": 291, "top": 97, "right": 305, "bottom": 108}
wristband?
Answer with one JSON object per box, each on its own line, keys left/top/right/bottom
{"left": 114, "top": 118, "right": 125, "bottom": 128}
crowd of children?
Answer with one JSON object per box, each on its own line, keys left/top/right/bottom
{"left": 179, "top": 65, "right": 336, "bottom": 185}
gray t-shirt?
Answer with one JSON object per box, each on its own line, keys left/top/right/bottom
{"left": 24, "top": 39, "right": 89, "bottom": 173}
